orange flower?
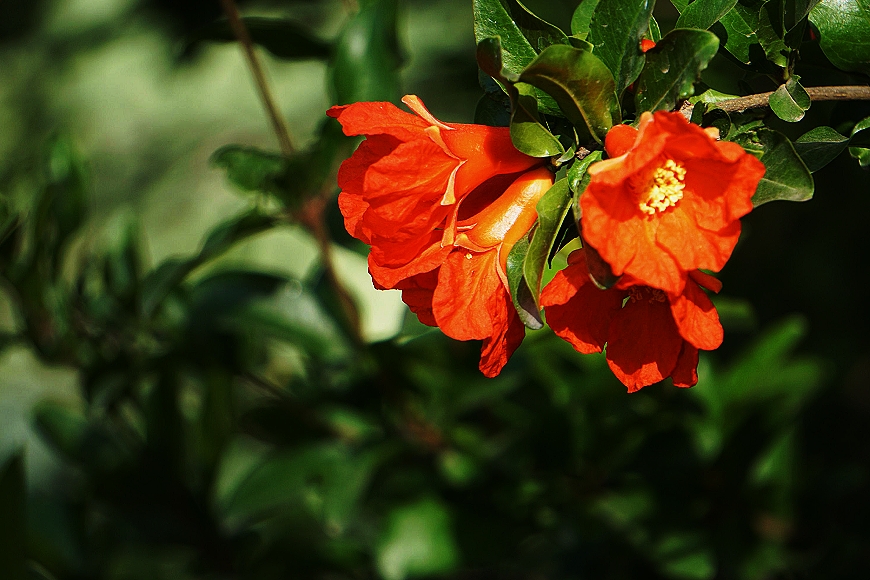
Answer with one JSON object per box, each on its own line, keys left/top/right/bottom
{"left": 580, "top": 111, "right": 765, "bottom": 295}
{"left": 541, "top": 249, "right": 723, "bottom": 391}
{"left": 328, "top": 95, "right": 544, "bottom": 290}
{"left": 328, "top": 96, "right": 553, "bottom": 376}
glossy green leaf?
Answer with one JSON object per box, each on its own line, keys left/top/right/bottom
{"left": 715, "top": 3, "right": 761, "bottom": 65}
{"left": 476, "top": 38, "right": 564, "bottom": 156}
{"left": 734, "top": 128, "right": 814, "bottom": 205}
{"left": 850, "top": 115, "right": 870, "bottom": 147}
{"left": 377, "top": 499, "right": 459, "bottom": 580}
{"left": 512, "top": 85, "right": 566, "bottom": 156}
{"left": 524, "top": 178, "right": 571, "bottom": 306}
{"left": 769, "top": 76, "right": 811, "bottom": 122}
{"left": 0, "top": 453, "right": 25, "bottom": 580}
{"left": 810, "top": 0, "right": 870, "bottom": 75}
{"left": 571, "top": 0, "right": 601, "bottom": 38}
{"left": 649, "top": 15, "right": 663, "bottom": 42}
{"left": 849, "top": 147, "right": 870, "bottom": 166}
{"left": 588, "top": 0, "right": 655, "bottom": 97}
{"left": 331, "top": 0, "right": 402, "bottom": 103}
{"left": 786, "top": 0, "right": 822, "bottom": 31}
{"left": 793, "top": 126, "right": 848, "bottom": 171}
{"left": 635, "top": 29, "right": 720, "bottom": 113}
{"left": 567, "top": 150, "right": 603, "bottom": 225}
{"left": 473, "top": 0, "right": 568, "bottom": 77}
{"left": 676, "top": 0, "right": 737, "bottom": 30}
{"left": 506, "top": 234, "right": 543, "bottom": 329}
{"left": 756, "top": 1, "right": 791, "bottom": 67}
{"left": 519, "top": 44, "right": 618, "bottom": 144}
{"left": 186, "top": 17, "right": 330, "bottom": 60}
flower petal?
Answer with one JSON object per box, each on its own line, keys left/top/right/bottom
{"left": 478, "top": 288, "right": 526, "bottom": 377}
{"left": 432, "top": 249, "right": 502, "bottom": 341}
{"left": 397, "top": 270, "right": 439, "bottom": 327}
{"left": 669, "top": 279, "right": 723, "bottom": 350}
{"left": 541, "top": 250, "right": 625, "bottom": 354}
{"left": 671, "top": 343, "right": 699, "bottom": 388}
{"left": 606, "top": 291, "right": 683, "bottom": 392}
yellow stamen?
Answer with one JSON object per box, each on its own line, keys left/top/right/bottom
{"left": 639, "top": 159, "right": 686, "bottom": 216}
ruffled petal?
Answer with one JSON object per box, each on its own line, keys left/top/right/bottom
{"left": 397, "top": 270, "right": 439, "bottom": 327}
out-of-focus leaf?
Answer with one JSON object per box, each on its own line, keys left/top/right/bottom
{"left": 140, "top": 210, "right": 277, "bottom": 317}
{"left": 588, "top": 0, "right": 655, "bottom": 97}
{"left": 734, "top": 128, "right": 814, "bottom": 205}
{"left": 211, "top": 145, "right": 286, "bottom": 196}
{"left": 185, "top": 17, "right": 331, "bottom": 60}
{"left": 793, "top": 126, "right": 849, "bottom": 171}
{"left": 332, "top": 0, "right": 402, "bottom": 103}
{"left": 810, "top": 0, "right": 870, "bottom": 75}
{"left": 0, "top": 453, "right": 25, "bottom": 580}
{"left": 223, "top": 444, "right": 381, "bottom": 534}
{"left": 570, "top": 0, "right": 601, "bottom": 38}
{"left": 676, "top": 0, "right": 738, "bottom": 30}
{"left": 506, "top": 234, "right": 543, "bottom": 329}
{"left": 635, "top": 29, "right": 719, "bottom": 113}
{"left": 768, "top": 76, "right": 811, "bottom": 122}
{"left": 473, "top": 0, "right": 568, "bottom": 77}
{"left": 33, "top": 401, "right": 127, "bottom": 472}
{"left": 524, "top": 178, "right": 570, "bottom": 306}
{"left": 519, "top": 44, "right": 618, "bottom": 144}
{"left": 377, "top": 498, "right": 459, "bottom": 580}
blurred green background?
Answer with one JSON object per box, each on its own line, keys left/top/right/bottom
{"left": 2, "top": 0, "right": 870, "bottom": 579}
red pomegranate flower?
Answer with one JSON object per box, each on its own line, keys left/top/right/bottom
{"left": 541, "top": 249, "right": 723, "bottom": 391}
{"left": 328, "top": 95, "right": 544, "bottom": 290}
{"left": 329, "top": 95, "right": 553, "bottom": 376}
{"left": 580, "top": 111, "right": 765, "bottom": 295}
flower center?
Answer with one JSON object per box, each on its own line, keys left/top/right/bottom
{"left": 639, "top": 159, "right": 686, "bottom": 216}
{"left": 627, "top": 286, "right": 667, "bottom": 304}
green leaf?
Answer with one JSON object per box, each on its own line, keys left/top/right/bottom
{"left": 635, "top": 29, "right": 720, "bottom": 113}
{"left": 849, "top": 146, "right": 870, "bottom": 166}
{"left": 793, "top": 126, "right": 849, "bottom": 171}
{"left": 523, "top": 179, "right": 571, "bottom": 306}
{"left": 377, "top": 499, "right": 459, "bottom": 580}
{"left": 0, "top": 453, "right": 26, "bottom": 580}
{"left": 715, "top": 2, "right": 763, "bottom": 65}
{"left": 588, "top": 0, "right": 656, "bottom": 97}
{"left": 768, "top": 76, "right": 811, "bottom": 122}
{"left": 567, "top": 150, "right": 603, "bottom": 226}
{"left": 211, "top": 145, "right": 287, "bottom": 195}
{"left": 676, "top": 0, "right": 738, "bottom": 30}
{"left": 518, "top": 44, "right": 618, "bottom": 144}
{"left": 649, "top": 15, "right": 663, "bottom": 42}
{"left": 506, "top": 234, "right": 543, "bottom": 329}
{"left": 785, "top": 0, "right": 822, "bottom": 31}
{"left": 570, "top": 0, "right": 601, "bottom": 38}
{"left": 331, "top": 0, "right": 402, "bottom": 103}
{"left": 140, "top": 210, "right": 277, "bottom": 317}
{"left": 186, "top": 17, "right": 331, "bottom": 60}
{"left": 476, "top": 38, "right": 565, "bottom": 156}
{"left": 850, "top": 115, "right": 870, "bottom": 147}
{"left": 734, "top": 128, "right": 814, "bottom": 205}
{"left": 810, "top": 0, "right": 870, "bottom": 75}
{"left": 512, "top": 86, "right": 566, "bottom": 156}
{"left": 473, "top": 0, "right": 569, "bottom": 77}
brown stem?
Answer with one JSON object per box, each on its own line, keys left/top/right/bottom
{"left": 714, "top": 85, "right": 870, "bottom": 114}
{"left": 218, "top": 0, "right": 295, "bottom": 157}
{"left": 297, "top": 198, "right": 364, "bottom": 347}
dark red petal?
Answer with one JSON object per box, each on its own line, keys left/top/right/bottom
{"left": 671, "top": 342, "right": 699, "bottom": 387}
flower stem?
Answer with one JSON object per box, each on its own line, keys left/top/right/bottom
{"left": 714, "top": 85, "right": 870, "bottom": 114}
{"left": 218, "top": 0, "right": 295, "bottom": 157}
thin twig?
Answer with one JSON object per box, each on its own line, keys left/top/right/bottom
{"left": 218, "top": 0, "right": 295, "bottom": 157}
{"left": 713, "top": 85, "right": 870, "bottom": 114}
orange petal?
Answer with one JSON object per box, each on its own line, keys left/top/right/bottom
{"left": 671, "top": 343, "right": 699, "bottom": 388}
{"left": 432, "top": 249, "right": 503, "bottom": 341}
{"left": 478, "top": 288, "right": 526, "bottom": 377}
{"left": 669, "top": 279, "right": 723, "bottom": 351}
